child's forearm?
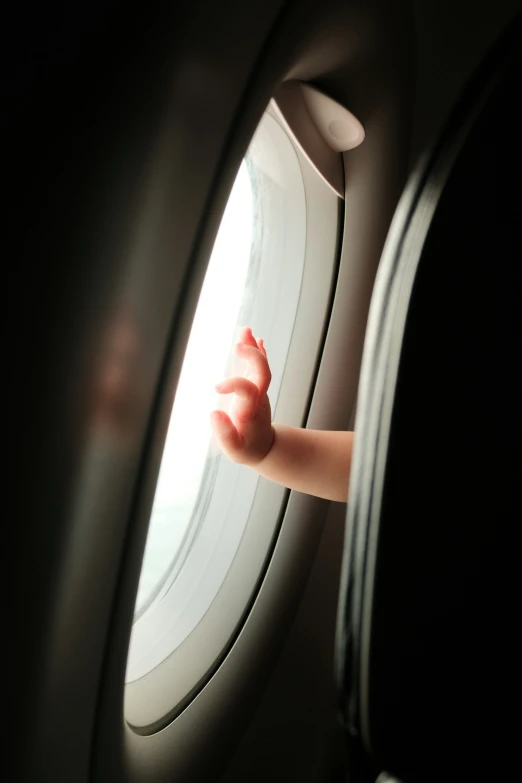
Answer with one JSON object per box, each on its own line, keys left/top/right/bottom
{"left": 254, "top": 425, "right": 354, "bottom": 502}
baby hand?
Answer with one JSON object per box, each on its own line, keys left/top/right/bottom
{"left": 211, "top": 327, "right": 274, "bottom": 466}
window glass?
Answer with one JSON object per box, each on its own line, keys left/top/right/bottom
{"left": 135, "top": 163, "right": 253, "bottom": 617}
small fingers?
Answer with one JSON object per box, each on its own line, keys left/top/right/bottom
{"left": 238, "top": 326, "right": 258, "bottom": 348}
{"left": 215, "top": 375, "right": 259, "bottom": 421}
{"left": 215, "top": 375, "right": 258, "bottom": 398}
{"left": 238, "top": 326, "right": 268, "bottom": 359}
{"left": 256, "top": 337, "right": 267, "bottom": 358}
{"left": 235, "top": 343, "right": 272, "bottom": 398}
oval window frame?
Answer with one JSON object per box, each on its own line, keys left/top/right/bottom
{"left": 125, "top": 107, "right": 343, "bottom": 730}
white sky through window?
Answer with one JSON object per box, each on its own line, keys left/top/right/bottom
{"left": 135, "top": 162, "right": 253, "bottom": 612}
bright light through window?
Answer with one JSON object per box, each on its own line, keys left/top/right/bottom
{"left": 135, "top": 162, "right": 253, "bottom": 615}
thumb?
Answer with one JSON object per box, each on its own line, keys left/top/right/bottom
{"left": 210, "top": 410, "right": 243, "bottom": 462}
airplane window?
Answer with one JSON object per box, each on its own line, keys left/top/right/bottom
{"left": 126, "top": 111, "right": 307, "bottom": 685}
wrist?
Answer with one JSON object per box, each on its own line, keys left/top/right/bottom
{"left": 251, "top": 424, "right": 276, "bottom": 468}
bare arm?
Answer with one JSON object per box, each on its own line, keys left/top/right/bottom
{"left": 255, "top": 425, "right": 353, "bottom": 502}
{"left": 211, "top": 328, "right": 353, "bottom": 502}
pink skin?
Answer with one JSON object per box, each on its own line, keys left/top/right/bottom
{"left": 211, "top": 327, "right": 275, "bottom": 466}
